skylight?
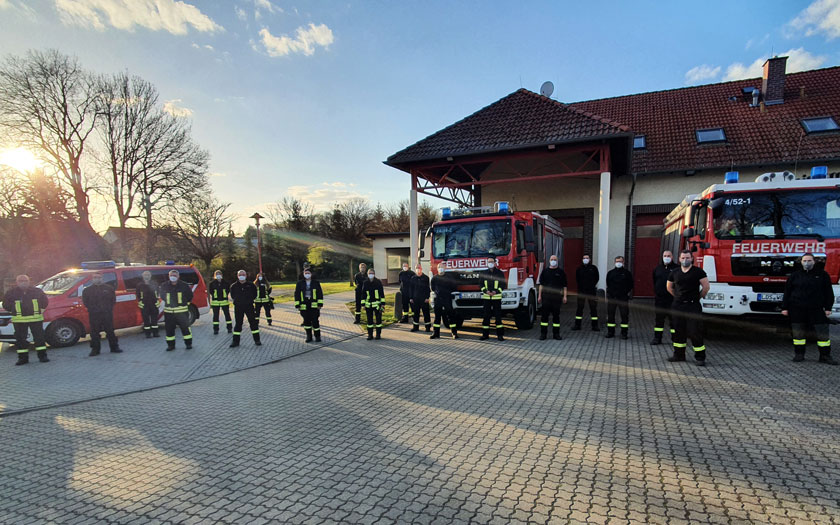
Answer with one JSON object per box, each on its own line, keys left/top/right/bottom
{"left": 633, "top": 135, "right": 646, "bottom": 149}
{"left": 696, "top": 128, "right": 726, "bottom": 144}
{"left": 801, "top": 117, "right": 839, "bottom": 134}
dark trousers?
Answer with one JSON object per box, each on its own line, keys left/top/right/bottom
{"left": 141, "top": 304, "right": 159, "bottom": 333}
{"left": 575, "top": 295, "right": 599, "bottom": 324}
{"left": 412, "top": 301, "right": 431, "bottom": 330}
{"left": 400, "top": 289, "right": 411, "bottom": 318}
{"left": 164, "top": 312, "right": 192, "bottom": 348}
{"left": 653, "top": 299, "right": 674, "bottom": 338}
{"left": 790, "top": 307, "right": 830, "bottom": 352}
{"left": 607, "top": 298, "right": 629, "bottom": 334}
{"left": 354, "top": 289, "right": 364, "bottom": 320}
{"left": 541, "top": 298, "right": 562, "bottom": 336}
{"left": 233, "top": 306, "right": 259, "bottom": 340}
{"left": 255, "top": 301, "right": 272, "bottom": 322}
{"left": 672, "top": 302, "right": 705, "bottom": 358}
{"left": 212, "top": 305, "right": 232, "bottom": 332}
{"left": 13, "top": 322, "right": 46, "bottom": 353}
{"left": 89, "top": 311, "right": 118, "bottom": 351}
{"left": 433, "top": 303, "right": 455, "bottom": 334}
{"left": 366, "top": 306, "right": 383, "bottom": 335}
{"left": 301, "top": 308, "right": 320, "bottom": 334}
{"left": 482, "top": 299, "right": 504, "bottom": 337}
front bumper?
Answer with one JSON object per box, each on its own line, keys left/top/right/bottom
{"left": 701, "top": 284, "right": 840, "bottom": 319}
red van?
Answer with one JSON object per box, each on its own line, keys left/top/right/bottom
{"left": 0, "top": 262, "right": 209, "bottom": 347}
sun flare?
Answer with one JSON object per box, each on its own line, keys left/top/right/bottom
{"left": 0, "top": 147, "right": 42, "bottom": 173}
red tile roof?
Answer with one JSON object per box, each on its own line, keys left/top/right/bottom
{"left": 386, "top": 89, "right": 631, "bottom": 166}
{"left": 570, "top": 66, "right": 840, "bottom": 174}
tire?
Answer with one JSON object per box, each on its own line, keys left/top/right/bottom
{"left": 514, "top": 291, "right": 537, "bottom": 330}
{"left": 46, "top": 318, "right": 83, "bottom": 348}
{"left": 188, "top": 305, "right": 199, "bottom": 325}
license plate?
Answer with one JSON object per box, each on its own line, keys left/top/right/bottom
{"left": 459, "top": 292, "right": 481, "bottom": 299}
{"left": 757, "top": 293, "right": 784, "bottom": 302}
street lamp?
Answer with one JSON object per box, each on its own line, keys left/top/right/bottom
{"left": 250, "top": 212, "right": 264, "bottom": 275}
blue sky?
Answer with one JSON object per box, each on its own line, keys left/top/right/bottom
{"left": 1, "top": 0, "right": 839, "bottom": 232}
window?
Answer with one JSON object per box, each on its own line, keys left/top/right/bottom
{"left": 801, "top": 117, "right": 839, "bottom": 134}
{"left": 122, "top": 270, "right": 145, "bottom": 291}
{"left": 633, "top": 135, "right": 646, "bottom": 149}
{"left": 696, "top": 128, "right": 726, "bottom": 144}
{"left": 516, "top": 224, "right": 525, "bottom": 253}
{"left": 712, "top": 189, "right": 840, "bottom": 239}
{"left": 432, "top": 220, "right": 512, "bottom": 259}
{"left": 39, "top": 272, "right": 86, "bottom": 295}
{"left": 73, "top": 272, "right": 117, "bottom": 297}
{"left": 536, "top": 222, "right": 544, "bottom": 261}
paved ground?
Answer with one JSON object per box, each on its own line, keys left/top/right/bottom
{"left": 1, "top": 295, "right": 839, "bottom": 524}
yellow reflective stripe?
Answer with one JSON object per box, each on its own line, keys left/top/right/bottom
{"left": 164, "top": 306, "right": 189, "bottom": 313}
{"left": 793, "top": 339, "right": 807, "bottom": 345}
{"left": 177, "top": 292, "right": 183, "bottom": 304}
{"left": 606, "top": 323, "right": 616, "bottom": 327}
{"left": 693, "top": 346, "right": 706, "bottom": 352}
{"left": 673, "top": 342, "right": 686, "bottom": 348}
{"left": 31, "top": 298, "right": 40, "bottom": 314}
{"left": 12, "top": 315, "right": 43, "bottom": 322}
{"left": 817, "top": 340, "right": 831, "bottom": 347}
{"left": 654, "top": 327, "right": 664, "bottom": 332}
{"left": 14, "top": 300, "right": 21, "bottom": 315}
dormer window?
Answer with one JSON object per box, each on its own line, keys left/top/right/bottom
{"left": 696, "top": 128, "right": 726, "bottom": 144}
{"left": 633, "top": 135, "right": 646, "bottom": 149}
{"left": 801, "top": 117, "right": 839, "bottom": 134}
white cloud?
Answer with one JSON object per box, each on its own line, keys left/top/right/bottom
{"left": 788, "top": 0, "right": 840, "bottom": 40}
{"left": 234, "top": 5, "right": 247, "bottom": 21}
{"left": 55, "top": 0, "right": 223, "bottom": 35}
{"left": 722, "top": 47, "right": 828, "bottom": 81}
{"left": 259, "top": 23, "right": 334, "bottom": 57}
{"left": 684, "top": 64, "right": 721, "bottom": 85}
{"left": 163, "top": 99, "right": 193, "bottom": 117}
{"left": 286, "top": 183, "right": 369, "bottom": 211}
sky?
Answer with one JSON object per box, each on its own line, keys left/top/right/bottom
{"left": 0, "top": 0, "right": 839, "bottom": 233}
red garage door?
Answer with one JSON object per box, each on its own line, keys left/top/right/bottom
{"left": 633, "top": 213, "right": 667, "bottom": 297}
{"left": 557, "top": 217, "right": 584, "bottom": 292}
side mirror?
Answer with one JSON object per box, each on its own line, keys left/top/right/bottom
{"left": 524, "top": 225, "right": 535, "bottom": 244}
{"left": 683, "top": 227, "right": 696, "bottom": 238}
{"left": 690, "top": 244, "right": 699, "bottom": 253}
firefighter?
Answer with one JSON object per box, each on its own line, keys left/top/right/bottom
{"left": 782, "top": 253, "right": 837, "bottom": 365}
{"left": 651, "top": 250, "right": 678, "bottom": 345}
{"left": 158, "top": 269, "right": 194, "bottom": 351}
{"left": 294, "top": 268, "right": 324, "bottom": 343}
{"left": 136, "top": 271, "right": 160, "bottom": 338}
{"left": 605, "top": 256, "right": 633, "bottom": 339}
{"left": 82, "top": 272, "right": 121, "bottom": 356}
{"left": 538, "top": 254, "right": 568, "bottom": 340}
{"left": 229, "top": 269, "right": 261, "bottom": 347}
{"left": 2, "top": 275, "right": 49, "bottom": 365}
{"left": 398, "top": 262, "right": 415, "bottom": 323}
{"left": 362, "top": 268, "right": 385, "bottom": 340}
{"left": 667, "top": 250, "right": 710, "bottom": 366}
{"left": 480, "top": 256, "right": 506, "bottom": 341}
{"left": 209, "top": 270, "right": 232, "bottom": 335}
{"left": 430, "top": 262, "right": 458, "bottom": 339}
{"left": 410, "top": 264, "right": 431, "bottom": 333}
{"left": 351, "top": 263, "right": 368, "bottom": 324}
{"left": 573, "top": 254, "right": 600, "bottom": 331}
{"left": 254, "top": 272, "right": 273, "bottom": 326}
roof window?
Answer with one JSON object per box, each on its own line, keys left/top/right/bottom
{"left": 801, "top": 117, "right": 839, "bottom": 134}
{"left": 633, "top": 135, "right": 646, "bottom": 149}
{"left": 696, "top": 128, "right": 726, "bottom": 144}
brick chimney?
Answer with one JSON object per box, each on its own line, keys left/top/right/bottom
{"left": 762, "top": 56, "right": 788, "bottom": 105}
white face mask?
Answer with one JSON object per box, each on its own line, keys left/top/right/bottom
{"left": 582, "top": 258, "right": 590, "bottom": 265}
{"left": 402, "top": 266, "right": 408, "bottom": 271}
{"left": 169, "top": 276, "right": 178, "bottom": 283}
{"left": 238, "top": 275, "right": 246, "bottom": 282}
{"left": 215, "top": 275, "right": 222, "bottom": 280}
{"left": 304, "top": 273, "right": 311, "bottom": 280}
{"left": 258, "top": 276, "right": 263, "bottom": 281}
{"left": 368, "top": 274, "right": 375, "bottom": 280}
{"left": 549, "top": 259, "right": 558, "bottom": 268}
{"left": 487, "top": 262, "right": 495, "bottom": 269}
{"left": 802, "top": 261, "right": 815, "bottom": 271}
{"left": 662, "top": 257, "right": 672, "bottom": 264}
{"left": 615, "top": 262, "right": 623, "bottom": 269}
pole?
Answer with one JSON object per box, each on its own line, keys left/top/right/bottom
{"left": 251, "top": 213, "right": 264, "bottom": 275}
{"left": 409, "top": 172, "right": 419, "bottom": 269}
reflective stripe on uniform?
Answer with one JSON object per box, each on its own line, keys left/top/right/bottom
{"left": 606, "top": 323, "right": 616, "bottom": 328}
{"left": 693, "top": 345, "right": 705, "bottom": 352}
{"left": 620, "top": 324, "right": 629, "bottom": 328}
{"left": 673, "top": 342, "right": 686, "bottom": 348}
{"left": 793, "top": 339, "right": 807, "bottom": 345}
{"left": 817, "top": 340, "right": 831, "bottom": 347}
{"left": 654, "top": 327, "right": 664, "bottom": 332}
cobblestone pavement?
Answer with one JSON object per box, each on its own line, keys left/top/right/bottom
{"left": 1, "top": 298, "right": 839, "bottom": 524}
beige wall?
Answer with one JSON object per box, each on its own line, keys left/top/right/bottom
{"left": 370, "top": 236, "right": 410, "bottom": 284}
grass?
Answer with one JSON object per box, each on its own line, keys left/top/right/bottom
{"left": 270, "top": 281, "right": 356, "bottom": 304}
{"left": 345, "top": 292, "right": 398, "bottom": 331}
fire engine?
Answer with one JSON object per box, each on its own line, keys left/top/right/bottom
{"left": 419, "top": 201, "right": 564, "bottom": 329}
{"left": 662, "top": 166, "right": 840, "bottom": 318}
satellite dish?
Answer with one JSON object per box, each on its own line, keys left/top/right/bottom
{"left": 540, "top": 81, "right": 554, "bottom": 98}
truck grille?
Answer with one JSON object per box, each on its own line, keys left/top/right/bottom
{"left": 731, "top": 256, "right": 823, "bottom": 277}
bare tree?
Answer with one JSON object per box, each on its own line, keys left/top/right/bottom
{"left": 166, "top": 193, "right": 234, "bottom": 270}
{"left": 0, "top": 50, "right": 99, "bottom": 231}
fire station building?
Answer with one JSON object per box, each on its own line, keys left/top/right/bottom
{"left": 386, "top": 57, "right": 840, "bottom": 296}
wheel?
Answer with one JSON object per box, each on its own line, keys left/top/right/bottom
{"left": 514, "top": 291, "right": 537, "bottom": 330}
{"left": 46, "top": 318, "right": 83, "bottom": 347}
{"left": 188, "top": 305, "right": 199, "bottom": 325}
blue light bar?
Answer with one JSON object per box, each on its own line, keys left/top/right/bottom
{"left": 80, "top": 260, "right": 116, "bottom": 270}
{"left": 811, "top": 166, "right": 828, "bottom": 179}
{"left": 165, "top": 260, "right": 175, "bottom": 265}
{"left": 495, "top": 201, "right": 510, "bottom": 213}
{"left": 724, "top": 171, "right": 739, "bottom": 184}
{"left": 441, "top": 207, "right": 451, "bottom": 219}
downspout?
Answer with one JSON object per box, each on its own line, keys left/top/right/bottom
{"left": 626, "top": 172, "right": 637, "bottom": 272}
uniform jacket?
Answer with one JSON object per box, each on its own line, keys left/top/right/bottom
{"left": 3, "top": 286, "right": 48, "bottom": 323}
{"left": 480, "top": 267, "right": 506, "bottom": 299}
{"left": 353, "top": 272, "right": 367, "bottom": 291}
{"left": 229, "top": 281, "right": 257, "bottom": 308}
{"left": 783, "top": 268, "right": 834, "bottom": 311}
{"left": 539, "top": 267, "right": 568, "bottom": 299}
{"left": 409, "top": 274, "right": 431, "bottom": 301}
{"left": 652, "top": 262, "right": 679, "bottom": 303}
{"left": 606, "top": 267, "right": 634, "bottom": 299}
{"left": 208, "top": 279, "right": 230, "bottom": 306}
{"left": 362, "top": 278, "right": 385, "bottom": 309}
{"left": 158, "top": 280, "right": 193, "bottom": 314}
{"left": 255, "top": 279, "right": 272, "bottom": 303}
{"left": 431, "top": 273, "right": 456, "bottom": 307}
{"left": 82, "top": 283, "right": 116, "bottom": 314}
{"left": 398, "top": 270, "right": 415, "bottom": 292}
{"left": 575, "top": 264, "right": 600, "bottom": 295}
{"left": 136, "top": 281, "right": 159, "bottom": 310}
{"left": 294, "top": 279, "right": 324, "bottom": 311}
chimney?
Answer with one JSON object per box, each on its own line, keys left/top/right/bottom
{"left": 762, "top": 56, "right": 787, "bottom": 105}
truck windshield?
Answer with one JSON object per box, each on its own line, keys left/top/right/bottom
{"left": 433, "top": 220, "right": 512, "bottom": 259}
{"left": 713, "top": 189, "right": 840, "bottom": 240}
{"left": 38, "top": 271, "right": 86, "bottom": 295}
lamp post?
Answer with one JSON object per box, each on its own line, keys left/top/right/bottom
{"left": 250, "top": 212, "right": 264, "bottom": 275}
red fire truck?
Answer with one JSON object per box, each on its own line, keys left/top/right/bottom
{"left": 419, "top": 201, "right": 564, "bottom": 329}
{"left": 661, "top": 166, "right": 840, "bottom": 318}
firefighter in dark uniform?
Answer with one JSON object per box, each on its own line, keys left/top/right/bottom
{"left": 209, "top": 270, "right": 232, "bottom": 335}
{"left": 254, "top": 272, "right": 273, "bottom": 326}
{"left": 782, "top": 252, "right": 837, "bottom": 365}
{"left": 229, "top": 269, "right": 261, "bottom": 347}
{"left": 410, "top": 264, "right": 431, "bottom": 333}
{"left": 430, "top": 262, "right": 458, "bottom": 339}
{"left": 295, "top": 268, "right": 324, "bottom": 343}
{"left": 136, "top": 271, "right": 160, "bottom": 338}
{"left": 651, "top": 250, "right": 678, "bottom": 345}
{"left": 158, "top": 269, "right": 194, "bottom": 351}
{"left": 573, "top": 254, "right": 600, "bottom": 331}
{"left": 605, "top": 256, "right": 633, "bottom": 339}
{"left": 3, "top": 275, "right": 49, "bottom": 365}
{"left": 667, "top": 250, "right": 710, "bottom": 366}
{"left": 538, "top": 254, "right": 568, "bottom": 340}
{"left": 398, "top": 262, "right": 415, "bottom": 323}
{"left": 82, "top": 272, "right": 121, "bottom": 356}
{"left": 480, "top": 256, "right": 506, "bottom": 341}
{"left": 362, "top": 268, "right": 385, "bottom": 340}
{"left": 351, "top": 263, "right": 368, "bottom": 324}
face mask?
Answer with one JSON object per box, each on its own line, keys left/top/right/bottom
{"left": 215, "top": 275, "right": 222, "bottom": 280}
{"left": 615, "top": 262, "right": 623, "bottom": 268}
{"left": 258, "top": 276, "right": 263, "bottom": 281}
{"left": 304, "top": 273, "right": 311, "bottom": 280}
{"left": 238, "top": 275, "right": 246, "bottom": 282}
{"left": 663, "top": 257, "right": 672, "bottom": 264}
{"left": 169, "top": 276, "right": 177, "bottom": 283}
{"left": 143, "top": 276, "right": 151, "bottom": 282}
{"left": 368, "top": 274, "right": 375, "bottom": 280}
{"left": 402, "top": 266, "right": 408, "bottom": 271}
{"left": 582, "top": 258, "right": 590, "bottom": 265}
{"left": 803, "top": 261, "right": 815, "bottom": 271}
{"left": 681, "top": 259, "right": 692, "bottom": 268}
{"left": 549, "top": 260, "right": 558, "bottom": 268}
{"left": 487, "top": 262, "right": 495, "bottom": 269}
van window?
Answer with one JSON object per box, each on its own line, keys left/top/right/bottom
{"left": 122, "top": 270, "right": 146, "bottom": 291}
{"left": 179, "top": 269, "right": 199, "bottom": 285}
{"left": 39, "top": 271, "right": 86, "bottom": 295}
{"left": 72, "top": 272, "right": 117, "bottom": 297}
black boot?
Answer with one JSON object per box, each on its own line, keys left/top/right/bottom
{"left": 89, "top": 348, "right": 100, "bottom": 357}
{"left": 367, "top": 328, "right": 374, "bottom": 340}
{"left": 451, "top": 329, "right": 459, "bottom": 340}
{"left": 480, "top": 329, "right": 489, "bottom": 341}
{"left": 254, "top": 333, "right": 262, "bottom": 346}
{"left": 37, "top": 350, "right": 49, "bottom": 363}
{"left": 605, "top": 326, "right": 615, "bottom": 339}
{"left": 591, "top": 320, "right": 599, "bottom": 332}
{"left": 818, "top": 347, "right": 838, "bottom": 365}
{"left": 497, "top": 327, "right": 504, "bottom": 342}
{"left": 695, "top": 350, "right": 706, "bottom": 367}
{"left": 213, "top": 326, "right": 219, "bottom": 335}
{"left": 229, "top": 334, "right": 240, "bottom": 348}
{"left": 792, "top": 346, "right": 806, "bottom": 362}
{"left": 354, "top": 314, "right": 361, "bottom": 325}
{"left": 620, "top": 328, "right": 628, "bottom": 340}
{"left": 15, "top": 352, "right": 28, "bottom": 366}
{"left": 185, "top": 341, "right": 192, "bottom": 350}
{"left": 152, "top": 328, "right": 160, "bottom": 338}
{"left": 227, "top": 324, "right": 233, "bottom": 334}
{"left": 305, "top": 329, "right": 313, "bottom": 343}
{"left": 553, "top": 330, "right": 562, "bottom": 341}
{"left": 430, "top": 329, "right": 440, "bottom": 339}
{"left": 375, "top": 328, "right": 382, "bottom": 340}
{"left": 145, "top": 330, "right": 152, "bottom": 339}
{"left": 314, "top": 330, "right": 321, "bottom": 342}
{"left": 539, "top": 328, "right": 547, "bottom": 341}
{"left": 410, "top": 324, "right": 419, "bottom": 332}
{"left": 571, "top": 319, "right": 582, "bottom": 331}
{"left": 400, "top": 315, "right": 409, "bottom": 324}
{"left": 267, "top": 318, "right": 272, "bottom": 326}
{"left": 110, "top": 346, "right": 122, "bottom": 353}
{"left": 667, "top": 347, "right": 686, "bottom": 362}
{"left": 650, "top": 333, "right": 663, "bottom": 345}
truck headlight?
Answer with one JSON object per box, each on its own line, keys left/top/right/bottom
{"left": 703, "top": 303, "right": 726, "bottom": 309}
{"left": 706, "top": 293, "right": 724, "bottom": 301}
{"left": 835, "top": 296, "right": 840, "bottom": 304}
{"left": 502, "top": 291, "right": 518, "bottom": 298}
